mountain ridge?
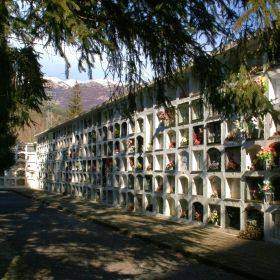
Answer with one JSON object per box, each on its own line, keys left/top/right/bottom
{"left": 44, "top": 77, "right": 115, "bottom": 111}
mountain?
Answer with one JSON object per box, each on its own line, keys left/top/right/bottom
{"left": 44, "top": 77, "right": 117, "bottom": 111}
{"left": 17, "top": 77, "right": 120, "bottom": 143}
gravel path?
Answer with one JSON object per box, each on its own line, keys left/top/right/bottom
{"left": 0, "top": 191, "right": 246, "bottom": 280}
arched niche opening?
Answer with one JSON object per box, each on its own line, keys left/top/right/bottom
{"left": 136, "top": 156, "right": 143, "bottom": 171}
{"left": 136, "top": 118, "right": 144, "bottom": 133}
{"left": 128, "top": 192, "right": 134, "bottom": 204}
{"left": 145, "top": 154, "right": 153, "bottom": 171}
{"left": 102, "top": 126, "right": 107, "bottom": 141}
{"left": 115, "top": 157, "right": 120, "bottom": 171}
{"left": 156, "top": 196, "right": 163, "bottom": 214}
{"left": 114, "top": 175, "right": 119, "bottom": 188}
{"left": 246, "top": 207, "right": 264, "bottom": 230}
{"left": 179, "top": 199, "right": 188, "bottom": 219}
{"left": 225, "top": 206, "right": 240, "bottom": 230}
{"left": 178, "top": 176, "right": 188, "bottom": 194}
{"left": 192, "top": 176, "right": 203, "bottom": 196}
{"left": 121, "top": 122, "right": 127, "bottom": 137}
{"left": 128, "top": 157, "right": 134, "bottom": 171}
{"left": 108, "top": 141, "right": 113, "bottom": 155}
{"left": 193, "top": 202, "right": 203, "bottom": 222}
{"left": 128, "top": 174, "right": 134, "bottom": 189}
{"left": 107, "top": 124, "right": 113, "bottom": 140}
{"left": 166, "top": 129, "right": 176, "bottom": 149}
{"left": 114, "top": 190, "right": 120, "bottom": 205}
{"left": 225, "top": 146, "right": 241, "bottom": 172}
{"left": 245, "top": 144, "right": 263, "bottom": 171}
{"left": 136, "top": 194, "right": 143, "bottom": 212}
{"left": 121, "top": 157, "right": 127, "bottom": 171}
{"left": 120, "top": 174, "right": 127, "bottom": 189}
{"left": 207, "top": 148, "right": 221, "bottom": 171}
{"left": 166, "top": 197, "right": 175, "bottom": 217}
{"left": 136, "top": 175, "right": 143, "bottom": 191}
{"left": 166, "top": 176, "right": 175, "bottom": 193}
{"left": 120, "top": 192, "right": 127, "bottom": 207}
{"left": 178, "top": 151, "right": 188, "bottom": 171}
{"left": 145, "top": 194, "right": 153, "bottom": 212}
{"left": 136, "top": 136, "right": 144, "bottom": 153}
{"left": 245, "top": 176, "right": 263, "bottom": 202}
{"left": 114, "top": 141, "right": 120, "bottom": 154}
{"left": 155, "top": 175, "right": 163, "bottom": 192}
{"left": 144, "top": 175, "right": 153, "bottom": 192}
{"left": 114, "top": 123, "right": 120, "bottom": 138}
{"left": 121, "top": 139, "right": 127, "bottom": 153}
{"left": 208, "top": 175, "right": 221, "bottom": 198}
{"left": 128, "top": 121, "right": 135, "bottom": 135}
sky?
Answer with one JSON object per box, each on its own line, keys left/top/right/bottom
{"left": 37, "top": 44, "right": 153, "bottom": 82}
{"left": 36, "top": 44, "right": 108, "bottom": 81}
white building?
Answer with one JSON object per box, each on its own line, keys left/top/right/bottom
{"left": 0, "top": 143, "right": 37, "bottom": 188}
{"left": 34, "top": 58, "right": 280, "bottom": 244}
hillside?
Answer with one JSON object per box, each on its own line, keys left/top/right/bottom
{"left": 17, "top": 77, "right": 115, "bottom": 143}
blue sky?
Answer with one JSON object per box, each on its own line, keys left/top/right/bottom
{"left": 37, "top": 45, "right": 107, "bottom": 81}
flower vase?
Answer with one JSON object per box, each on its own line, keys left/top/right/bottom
{"left": 264, "top": 192, "right": 274, "bottom": 203}
{"left": 264, "top": 160, "right": 271, "bottom": 170}
{"left": 159, "top": 120, "right": 165, "bottom": 127}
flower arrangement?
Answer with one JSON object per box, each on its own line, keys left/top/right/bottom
{"left": 273, "top": 131, "right": 280, "bottom": 136}
{"left": 105, "top": 159, "right": 113, "bottom": 172}
{"left": 147, "top": 162, "right": 153, "bottom": 171}
{"left": 180, "top": 135, "right": 188, "bottom": 146}
{"left": 249, "top": 189, "right": 258, "bottom": 194}
{"left": 210, "top": 190, "right": 219, "bottom": 198}
{"left": 255, "top": 147, "right": 276, "bottom": 161}
{"left": 130, "top": 159, "right": 134, "bottom": 169}
{"left": 208, "top": 132, "right": 216, "bottom": 139}
{"left": 255, "top": 77, "right": 267, "bottom": 92}
{"left": 208, "top": 210, "right": 219, "bottom": 224}
{"left": 258, "top": 180, "right": 274, "bottom": 193}
{"left": 194, "top": 212, "right": 202, "bottom": 221}
{"left": 158, "top": 111, "right": 166, "bottom": 120}
{"left": 115, "top": 128, "right": 120, "bottom": 136}
{"left": 127, "top": 203, "right": 134, "bottom": 211}
{"left": 156, "top": 185, "right": 163, "bottom": 191}
{"left": 158, "top": 110, "right": 175, "bottom": 126}
{"left": 193, "top": 132, "right": 202, "bottom": 145}
{"left": 209, "top": 161, "right": 220, "bottom": 170}
{"left": 166, "top": 161, "right": 175, "bottom": 170}
{"left": 226, "top": 158, "right": 240, "bottom": 170}
{"left": 225, "top": 130, "right": 238, "bottom": 141}
{"left": 136, "top": 162, "right": 142, "bottom": 170}
{"left": 115, "top": 148, "right": 119, "bottom": 153}
{"left": 169, "top": 142, "right": 175, "bottom": 148}
{"left": 127, "top": 139, "right": 134, "bottom": 148}
{"left": 180, "top": 210, "right": 188, "bottom": 219}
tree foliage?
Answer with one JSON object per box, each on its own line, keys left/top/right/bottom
{"left": 67, "top": 81, "right": 83, "bottom": 119}
{"left": 1, "top": 0, "right": 280, "bottom": 170}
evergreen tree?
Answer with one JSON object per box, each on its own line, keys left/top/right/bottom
{"left": 67, "top": 82, "right": 83, "bottom": 119}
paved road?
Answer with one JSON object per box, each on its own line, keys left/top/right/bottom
{"left": 0, "top": 191, "right": 246, "bottom": 280}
